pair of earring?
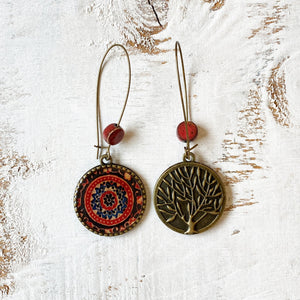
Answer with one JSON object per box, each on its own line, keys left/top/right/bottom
{"left": 74, "top": 42, "right": 226, "bottom": 236}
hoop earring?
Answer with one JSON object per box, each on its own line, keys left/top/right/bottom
{"left": 74, "top": 44, "right": 146, "bottom": 236}
{"left": 153, "top": 42, "right": 226, "bottom": 235}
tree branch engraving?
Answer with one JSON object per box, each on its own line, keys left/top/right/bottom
{"left": 157, "top": 166, "right": 224, "bottom": 234}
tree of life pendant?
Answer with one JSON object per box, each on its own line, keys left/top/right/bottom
{"left": 154, "top": 161, "right": 226, "bottom": 234}
{"left": 74, "top": 164, "right": 146, "bottom": 236}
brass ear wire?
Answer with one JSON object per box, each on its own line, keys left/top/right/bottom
{"left": 74, "top": 44, "right": 146, "bottom": 237}
{"left": 175, "top": 41, "right": 198, "bottom": 161}
{"left": 95, "top": 44, "right": 131, "bottom": 161}
{"left": 153, "top": 42, "right": 226, "bottom": 235}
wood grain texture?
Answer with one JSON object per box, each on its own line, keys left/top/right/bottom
{"left": 1, "top": 0, "right": 300, "bottom": 299}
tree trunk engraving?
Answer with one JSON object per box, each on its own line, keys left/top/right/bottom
{"left": 155, "top": 162, "right": 225, "bottom": 234}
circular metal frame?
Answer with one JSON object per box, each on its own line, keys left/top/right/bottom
{"left": 74, "top": 163, "right": 146, "bottom": 236}
{"left": 154, "top": 161, "right": 226, "bottom": 234}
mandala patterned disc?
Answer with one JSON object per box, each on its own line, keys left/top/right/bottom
{"left": 74, "top": 164, "right": 146, "bottom": 236}
{"left": 154, "top": 161, "right": 226, "bottom": 234}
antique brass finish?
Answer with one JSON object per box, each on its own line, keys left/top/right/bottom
{"left": 74, "top": 44, "right": 147, "bottom": 236}
{"left": 95, "top": 44, "right": 131, "bottom": 161}
{"left": 74, "top": 163, "right": 146, "bottom": 236}
{"left": 153, "top": 42, "right": 226, "bottom": 234}
{"left": 154, "top": 161, "right": 226, "bottom": 234}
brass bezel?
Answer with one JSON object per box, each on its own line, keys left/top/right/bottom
{"left": 154, "top": 161, "right": 226, "bottom": 234}
{"left": 74, "top": 163, "right": 146, "bottom": 236}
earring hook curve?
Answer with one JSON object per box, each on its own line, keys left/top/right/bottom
{"left": 95, "top": 44, "right": 131, "bottom": 161}
{"left": 175, "top": 41, "right": 198, "bottom": 160}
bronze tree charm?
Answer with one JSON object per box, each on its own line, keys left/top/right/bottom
{"left": 154, "top": 161, "right": 225, "bottom": 234}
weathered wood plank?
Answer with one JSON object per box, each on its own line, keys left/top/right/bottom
{"left": 1, "top": 0, "right": 300, "bottom": 299}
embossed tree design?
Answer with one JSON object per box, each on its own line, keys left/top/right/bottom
{"left": 156, "top": 165, "right": 224, "bottom": 234}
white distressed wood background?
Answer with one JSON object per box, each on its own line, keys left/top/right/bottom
{"left": 1, "top": 0, "right": 300, "bottom": 299}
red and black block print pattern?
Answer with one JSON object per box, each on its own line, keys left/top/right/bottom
{"left": 74, "top": 164, "right": 146, "bottom": 236}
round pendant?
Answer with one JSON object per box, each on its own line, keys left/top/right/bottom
{"left": 154, "top": 161, "right": 226, "bottom": 234}
{"left": 74, "top": 164, "right": 146, "bottom": 236}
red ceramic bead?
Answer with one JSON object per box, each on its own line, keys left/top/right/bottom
{"left": 177, "top": 121, "right": 198, "bottom": 142}
{"left": 103, "top": 123, "right": 125, "bottom": 145}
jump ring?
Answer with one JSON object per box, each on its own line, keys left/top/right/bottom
{"left": 183, "top": 152, "right": 195, "bottom": 162}
{"left": 100, "top": 153, "right": 112, "bottom": 165}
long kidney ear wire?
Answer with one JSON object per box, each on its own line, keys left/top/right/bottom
{"left": 175, "top": 41, "right": 198, "bottom": 162}
{"left": 95, "top": 44, "right": 131, "bottom": 164}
